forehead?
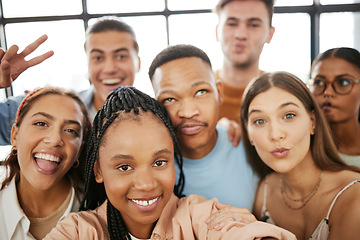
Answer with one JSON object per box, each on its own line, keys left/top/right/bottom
{"left": 312, "top": 57, "right": 360, "bottom": 77}
{"left": 100, "top": 112, "right": 173, "bottom": 151}
{"left": 220, "top": 0, "right": 270, "bottom": 22}
{"left": 85, "top": 30, "right": 136, "bottom": 52}
{"left": 151, "top": 57, "right": 215, "bottom": 95}
{"left": 24, "top": 94, "right": 84, "bottom": 122}
{"left": 249, "top": 87, "right": 304, "bottom": 112}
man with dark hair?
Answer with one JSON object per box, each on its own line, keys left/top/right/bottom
{"left": 80, "top": 16, "right": 140, "bottom": 119}
{"left": 0, "top": 16, "right": 140, "bottom": 145}
{"left": 214, "top": 0, "right": 275, "bottom": 124}
{"left": 148, "top": 44, "right": 259, "bottom": 210}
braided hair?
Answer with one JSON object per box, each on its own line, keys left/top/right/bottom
{"left": 80, "top": 86, "right": 185, "bottom": 240}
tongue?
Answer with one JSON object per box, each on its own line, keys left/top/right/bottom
{"left": 36, "top": 159, "right": 59, "bottom": 172}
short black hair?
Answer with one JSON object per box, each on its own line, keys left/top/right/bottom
{"left": 148, "top": 44, "right": 212, "bottom": 81}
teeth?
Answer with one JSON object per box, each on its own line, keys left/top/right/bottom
{"left": 102, "top": 78, "right": 121, "bottom": 85}
{"left": 132, "top": 197, "right": 158, "bottom": 206}
{"left": 34, "top": 153, "right": 60, "bottom": 163}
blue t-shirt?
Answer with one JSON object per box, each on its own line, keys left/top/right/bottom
{"left": 175, "top": 126, "right": 259, "bottom": 211}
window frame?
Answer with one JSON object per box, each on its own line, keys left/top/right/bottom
{"left": 0, "top": 0, "right": 359, "bottom": 97}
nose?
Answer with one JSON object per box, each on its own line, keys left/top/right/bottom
{"left": 103, "top": 57, "right": 118, "bottom": 74}
{"left": 133, "top": 168, "right": 158, "bottom": 191}
{"left": 43, "top": 130, "right": 64, "bottom": 147}
{"left": 269, "top": 121, "right": 286, "bottom": 141}
{"left": 177, "top": 99, "right": 199, "bottom": 119}
{"left": 323, "top": 83, "right": 335, "bottom": 97}
{"left": 234, "top": 23, "right": 247, "bottom": 39}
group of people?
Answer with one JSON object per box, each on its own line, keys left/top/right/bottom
{"left": 0, "top": 0, "right": 359, "bottom": 239}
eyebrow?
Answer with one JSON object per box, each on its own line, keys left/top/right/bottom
{"left": 248, "top": 102, "right": 300, "bottom": 116}
{"left": 32, "top": 112, "right": 82, "bottom": 127}
{"left": 226, "top": 17, "right": 263, "bottom": 23}
{"left": 110, "top": 148, "right": 172, "bottom": 162}
{"left": 159, "top": 80, "right": 211, "bottom": 96}
{"left": 90, "top": 48, "right": 130, "bottom": 54}
{"left": 314, "top": 73, "right": 356, "bottom": 80}
{"left": 248, "top": 17, "right": 263, "bottom": 23}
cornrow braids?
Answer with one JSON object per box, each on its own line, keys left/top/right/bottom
{"left": 80, "top": 86, "right": 185, "bottom": 240}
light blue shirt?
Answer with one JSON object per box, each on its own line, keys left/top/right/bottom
{"left": 175, "top": 126, "right": 259, "bottom": 211}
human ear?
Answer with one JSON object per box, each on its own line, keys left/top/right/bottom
{"left": 10, "top": 124, "right": 19, "bottom": 148}
{"left": 94, "top": 161, "right": 104, "bottom": 183}
{"left": 136, "top": 56, "right": 141, "bottom": 73}
{"left": 267, "top": 26, "right": 275, "bottom": 44}
{"left": 310, "top": 111, "right": 316, "bottom": 135}
{"left": 216, "top": 80, "right": 224, "bottom": 105}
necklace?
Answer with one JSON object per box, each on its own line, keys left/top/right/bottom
{"left": 280, "top": 171, "right": 323, "bottom": 210}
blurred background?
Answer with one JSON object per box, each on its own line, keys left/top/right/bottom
{"left": 0, "top": 0, "right": 359, "bottom": 99}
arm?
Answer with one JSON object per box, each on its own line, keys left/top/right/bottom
{"left": 217, "top": 117, "right": 242, "bottom": 147}
{"left": 0, "top": 34, "right": 54, "bottom": 88}
{"left": 221, "top": 221, "right": 296, "bottom": 240}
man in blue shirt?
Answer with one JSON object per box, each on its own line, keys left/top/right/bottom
{"left": 148, "top": 44, "right": 259, "bottom": 211}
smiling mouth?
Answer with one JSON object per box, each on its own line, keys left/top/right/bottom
{"left": 102, "top": 78, "right": 122, "bottom": 85}
{"left": 34, "top": 152, "right": 61, "bottom": 174}
{"left": 131, "top": 197, "right": 160, "bottom": 206}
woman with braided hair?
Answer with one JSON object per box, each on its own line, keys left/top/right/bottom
{"left": 44, "top": 86, "right": 295, "bottom": 240}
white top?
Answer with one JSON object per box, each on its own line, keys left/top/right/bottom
{"left": 339, "top": 153, "right": 360, "bottom": 168}
{"left": 0, "top": 177, "right": 79, "bottom": 240}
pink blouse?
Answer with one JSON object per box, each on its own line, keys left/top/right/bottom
{"left": 44, "top": 194, "right": 296, "bottom": 240}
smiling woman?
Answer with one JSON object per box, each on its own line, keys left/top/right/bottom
{"left": 0, "top": 86, "right": 91, "bottom": 240}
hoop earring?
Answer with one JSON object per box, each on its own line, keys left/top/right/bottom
{"left": 10, "top": 147, "right": 17, "bottom": 156}
{"left": 73, "top": 159, "right": 80, "bottom": 168}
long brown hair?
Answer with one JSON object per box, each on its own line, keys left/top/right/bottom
{"left": 1, "top": 86, "right": 92, "bottom": 200}
{"left": 240, "top": 71, "right": 360, "bottom": 179}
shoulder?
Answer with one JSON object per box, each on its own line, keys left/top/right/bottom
{"left": 327, "top": 176, "right": 360, "bottom": 238}
{"left": 178, "top": 194, "right": 213, "bottom": 209}
{"left": 0, "top": 95, "right": 24, "bottom": 117}
{"left": 44, "top": 202, "right": 108, "bottom": 240}
{"left": 176, "top": 194, "right": 218, "bottom": 218}
{"left": 78, "top": 86, "right": 94, "bottom": 107}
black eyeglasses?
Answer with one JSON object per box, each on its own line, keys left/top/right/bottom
{"left": 307, "top": 78, "right": 360, "bottom": 96}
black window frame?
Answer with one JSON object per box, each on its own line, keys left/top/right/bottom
{"left": 0, "top": 0, "right": 359, "bottom": 98}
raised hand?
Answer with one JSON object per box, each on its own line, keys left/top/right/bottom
{"left": 0, "top": 34, "right": 54, "bottom": 88}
